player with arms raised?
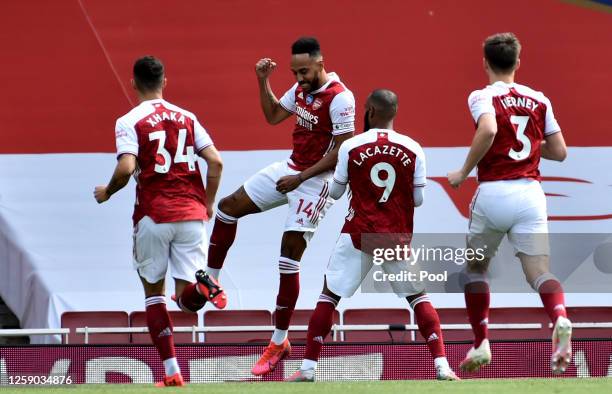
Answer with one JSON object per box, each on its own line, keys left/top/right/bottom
{"left": 447, "top": 33, "right": 572, "bottom": 374}
{"left": 204, "top": 37, "right": 356, "bottom": 375}
{"left": 287, "top": 89, "right": 458, "bottom": 382}
{"left": 94, "top": 56, "right": 226, "bottom": 387}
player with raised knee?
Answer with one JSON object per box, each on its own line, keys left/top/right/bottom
{"left": 287, "top": 89, "right": 459, "bottom": 382}
{"left": 447, "top": 33, "right": 571, "bottom": 375}
{"left": 205, "top": 37, "right": 356, "bottom": 375}
{"left": 94, "top": 56, "right": 226, "bottom": 387}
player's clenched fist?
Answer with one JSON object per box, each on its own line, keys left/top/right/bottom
{"left": 255, "top": 58, "right": 277, "bottom": 79}
{"left": 94, "top": 185, "right": 110, "bottom": 203}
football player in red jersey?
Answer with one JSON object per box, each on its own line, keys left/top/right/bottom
{"left": 94, "top": 56, "right": 226, "bottom": 387}
{"left": 205, "top": 37, "right": 356, "bottom": 376}
{"left": 447, "top": 33, "right": 571, "bottom": 374}
{"left": 287, "top": 90, "right": 458, "bottom": 382}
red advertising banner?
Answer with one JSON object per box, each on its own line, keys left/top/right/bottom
{"left": 1, "top": 341, "right": 610, "bottom": 384}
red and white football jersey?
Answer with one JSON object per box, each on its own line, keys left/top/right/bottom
{"left": 279, "top": 72, "right": 355, "bottom": 171}
{"left": 115, "top": 99, "right": 213, "bottom": 225}
{"left": 333, "top": 128, "right": 426, "bottom": 240}
{"left": 468, "top": 81, "right": 561, "bottom": 182}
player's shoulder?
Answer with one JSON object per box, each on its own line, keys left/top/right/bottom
{"left": 512, "top": 83, "right": 552, "bottom": 105}
{"left": 340, "top": 130, "right": 377, "bottom": 153}
{"left": 388, "top": 130, "right": 425, "bottom": 157}
{"left": 468, "top": 83, "right": 505, "bottom": 105}
{"left": 160, "top": 100, "right": 199, "bottom": 122}
{"left": 117, "top": 101, "right": 156, "bottom": 128}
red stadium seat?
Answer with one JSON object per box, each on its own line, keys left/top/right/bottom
{"left": 204, "top": 310, "right": 272, "bottom": 343}
{"left": 343, "top": 308, "right": 411, "bottom": 343}
{"left": 61, "top": 311, "right": 129, "bottom": 344}
{"left": 488, "top": 307, "right": 550, "bottom": 340}
{"left": 272, "top": 309, "right": 341, "bottom": 343}
{"left": 566, "top": 306, "right": 612, "bottom": 339}
{"left": 129, "top": 311, "right": 199, "bottom": 344}
{"left": 420, "top": 308, "right": 473, "bottom": 342}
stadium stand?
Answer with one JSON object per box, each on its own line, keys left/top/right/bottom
{"left": 129, "top": 311, "right": 198, "bottom": 344}
{"left": 61, "top": 311, "right": 129, "bottom": 344}
{"left": 343, "top": 308, "right": 412, "bottom": 343}
{"left": 203, "top": 310, "right": 272, "bottom": 343}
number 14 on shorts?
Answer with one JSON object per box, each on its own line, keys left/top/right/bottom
{"left": 296, "top": 198, "right": 314, "bottom": 218}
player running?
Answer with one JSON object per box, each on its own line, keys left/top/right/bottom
{"left": 287, "top": 89, "right": 459, "bottom": 382}
{"left": 94, "top": 56, "right": 226, "bottom": 387}
{"left": 205, "top": 37, "right": 355, "bottom": 376}
{"left": 447, "top": 33, "right": 572, "bottom": 374}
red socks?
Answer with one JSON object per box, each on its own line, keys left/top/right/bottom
{"left": 178, "top": 283, "right": 206, "bottom": 312}
{"left": 208, "top": 212, "right": 238, "bottom": 270}
{"left": 274, "top": 263, "right": 300, "bottom": 330}
{"left": 145, "top": 296, "right": 176, "bottom": 362}
{"left": 304, "top": 296, "right": 338, "bottom": 361}
{"left": 464, "top": 278, "right": 490, "bottom": 348}
{"left": 533, "top": 274, "right": 567, "bottom": 323}
{"left": 409, "top": 295, "right": 445, "bottom": 359}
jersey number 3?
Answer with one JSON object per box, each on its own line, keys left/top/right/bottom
{"left": 508, "top": 115, "right": 531, "bottom": 161}
{"left": 149, "top": 129, "right": 197, "bottom": 174}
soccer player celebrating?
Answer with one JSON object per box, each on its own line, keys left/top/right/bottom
{"left": 94, "top": 56, "right": 226, "bottom": 386}
{"left": 287, "top": 89, "right": 459, "bottom": 382}
{"left": 447, "top": 33, "right": 572, "bottom": 374}
{"left": 206, "top": 37, "right": 355, "bottom": 376}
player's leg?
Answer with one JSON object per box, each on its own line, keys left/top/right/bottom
{"left": 510, "top": 181, "right": 571, "bottom": 374}
{"left": 207, "top": 162, "right": 288, "bottom": 279}
{"left": 251, "top": 230, "right": 306, "bottom": 376}
{"left": 287, "top": 233, "right": 361, "bottom": 382}
{"left": 171, "top": 220, "right": 227, "bottom": 311}
{"left": 133, "top": 217, "right": 183, "bottom": 386}
{"left": 406, "top": 292, "right": 459, "bottom": 380}
{"left": 460, "top": 188, "right": 506, "bottom": 372}
{"left": 286, "top": 281, "right": 340, "bottom": 382}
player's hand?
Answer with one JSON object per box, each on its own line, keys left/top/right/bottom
{"left": 447, "top": 170, "right": 467, "bottom": 189}
{"left": 255, "top": 58, "right": 277, "bottom": 79}
{"left": 276, "top": 175, "right": 302, "bottom": 194}
{"left": 94, "top": 185, "right": 111, "bottom": 203}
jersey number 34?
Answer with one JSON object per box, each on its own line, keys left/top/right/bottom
{"left": 149, "top": 129, "right": 197, "bottom": 174}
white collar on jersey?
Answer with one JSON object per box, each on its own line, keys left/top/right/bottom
{"left": 310, "top": 72, "right": 340, "bottom": 95}
{"left": 491, "top": 80, "right": 516, "bottom": 88}
{"left": 366, "top": 128, "right": 395, "bottom": 134}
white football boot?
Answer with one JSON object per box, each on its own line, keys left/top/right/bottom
{"left": 551, "top": 316, "right": 572, "bottom": 375}
{"left": 460, "top": 338, "right": 491, "bottom": 372}
{"left": 286, "top": 368, "right": 315, "bottom": 382}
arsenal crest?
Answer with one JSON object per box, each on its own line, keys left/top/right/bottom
{"left": 312, "top": 98, "right": 323, "bottom": 110}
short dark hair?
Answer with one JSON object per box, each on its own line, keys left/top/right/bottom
{"left": 291, "top": 37, "right": 321, "bottom": 57}
{"left": 483, "top": 33, "right": 521, "bottom": 74}
{"left": 133, "top": 56, "right": 165, "bottom": 92}
{"left": 368, "top": 89, "right": 398, "bottom": 119}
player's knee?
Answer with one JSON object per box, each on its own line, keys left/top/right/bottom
{"left": 280, "top": 232, "right": 307, "bottom": 260}
{"left": 466, "top": 257, "right": 489, "bottom": 274}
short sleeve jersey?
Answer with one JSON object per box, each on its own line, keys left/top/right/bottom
{"left": 115, "top": 99, "right": 213, "bottom": 225}
{"left": 333, "top": 128, "right": 426, "bottom": 239}
{"left": 279, "top": 72, "right": 355, "bottom": 171}
{"left": 468, "top": 81, "right": 561, "bottom": 182}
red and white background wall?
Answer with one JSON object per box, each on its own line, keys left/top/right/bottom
{"left": 0, "top": 0, "right": 611, "bottom": 345}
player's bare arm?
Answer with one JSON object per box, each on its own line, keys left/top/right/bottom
{"left": 256, "top": 58, "right": 293, "bottom": 125}
{"left": 94, "top": 153, "right": 137, "bottom": 203}
{"left": 276, "top": 132, "right": 353, "bottom": 194}
{"left": 541, "top": 132, "right": 567, "bottom": 162}
{"left": 447, "top": 113, "right": 497, "bottom": 188}
{"left": 198, "top": 145, "right": 223, "bottom": 219}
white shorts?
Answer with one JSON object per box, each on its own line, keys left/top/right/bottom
{"left": 133, "top": 216, "right": 208, "bottom": 284}
{"left": 325, "top": 234, "right": 424, "bottom": 298}
{"left": 243, "top": 160, "right": 334, "bottom": 237}
{"left": 468, "top": 179, "right": 549, "bottom": 257}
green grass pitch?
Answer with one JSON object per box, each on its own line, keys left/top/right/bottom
{"left": 3, "top": 378, "right": 612, "bottom": 394}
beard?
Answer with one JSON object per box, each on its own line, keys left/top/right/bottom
{"left": 364, "top": 110, "right": 371, "bottom": 132}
